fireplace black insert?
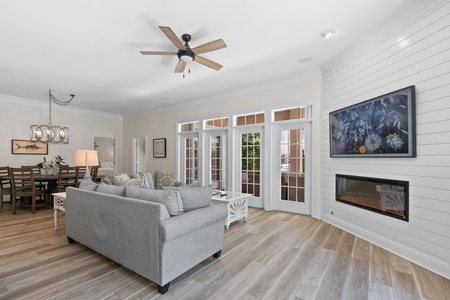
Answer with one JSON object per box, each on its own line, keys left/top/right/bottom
{"left": 336, "top": 174, "right": 409, "bottom": 221}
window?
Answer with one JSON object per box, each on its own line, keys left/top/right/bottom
{"left": 204, "top": 117, "right": 228, "bottom": 129}
{"left": 273, "top": 106, "right": 312, "bottom": 122}
{"left": 235, "top": 113, "right": 264, "bottom": 126}
{"left": 179, "top": 121, "right": 199, "bottom": 132}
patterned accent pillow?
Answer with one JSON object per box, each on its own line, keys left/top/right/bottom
{"left": 156, "top": 171, "right": 176, "bottom": 189}
{"left": 111, "top": 173, "right": 131, "bottom": 186}
{"left": 112, "top": 173, "right": 146, "bottom": 188}
{"left": 138, "top": 172, "right": 156, "bottom": 189}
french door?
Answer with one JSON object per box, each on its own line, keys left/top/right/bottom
{"left": 180, "top": 134, "right": 199, "bottom": 184}
{"left": 272, "top": 122, "right": 311, "bottom": 214}
{"left": 204, "top": 131, "right": 227, "bottom": 190}
{"left": 132, "top": 137, "right": 146, "bottom": 174}
{"left": 235, "top": 128, "right": 263, "bottom": 207}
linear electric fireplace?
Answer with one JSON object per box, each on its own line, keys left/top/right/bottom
{"left": 336, "top": 174, "right": 409, "bottom": 221}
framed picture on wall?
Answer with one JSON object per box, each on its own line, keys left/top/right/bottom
{"left": 153, "top": 138, "right": 166, "bottom": 158}
{"left": 12, "top": 139, "right": 48, "bottom": 155}
{"left": 329, "top": 85, "right": 416, "bottom": 157}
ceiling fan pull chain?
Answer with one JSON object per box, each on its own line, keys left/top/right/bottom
{"left": 182, "top": 62, "right": 191, "bottom": 78}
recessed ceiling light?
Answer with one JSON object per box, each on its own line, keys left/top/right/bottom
{"left": 297, "top": 56, "right": 314, "bottom": 64}
{"left": 320, "top": 30, "right": 335, "bottom": 39}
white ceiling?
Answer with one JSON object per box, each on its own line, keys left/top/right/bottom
{"left": 0, "top": 0, "right": 421, "bottom": 117}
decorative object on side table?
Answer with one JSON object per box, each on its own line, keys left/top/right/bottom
{"left": 153, "top": 138, "right": 166, "bottom": 158}
{"left": 37, "top": 155, "right": 66, "bottom": 175}
{"left": 11, "top": 139, "right": 48, "bottom": 155}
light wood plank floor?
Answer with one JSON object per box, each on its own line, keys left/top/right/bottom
{"left": 1, "top": 206, "right": 449, "bottom": 300}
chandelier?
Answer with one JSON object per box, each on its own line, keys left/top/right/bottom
{"left": 30, "top": 89, "right": 75, "bottom": 144}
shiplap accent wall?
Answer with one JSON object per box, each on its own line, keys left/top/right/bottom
{"left": 320, "top": 0, "right": 450, "bottom": 278}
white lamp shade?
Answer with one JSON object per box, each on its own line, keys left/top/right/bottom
{"left": 74, "top": 150, "right": 99, "bottom": 167}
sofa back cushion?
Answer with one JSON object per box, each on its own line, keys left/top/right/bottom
{"left": 125, "top": 185, "right": 183, "bottom": 216}
{"left": 79, "top": 180, "right": 98, "bottom": 191}
{"left": 179, "top": 185, "right": 213, "bottom": 212}
{"left": 97, "top": 183, "right": 126, "bottom": 196}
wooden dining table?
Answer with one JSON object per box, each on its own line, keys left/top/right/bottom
{"left": 34, "top": 173, "right": 80, "bottom": 190}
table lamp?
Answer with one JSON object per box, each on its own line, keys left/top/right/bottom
{"left": 74, "top": 150, "right": 99, "bottom": 180}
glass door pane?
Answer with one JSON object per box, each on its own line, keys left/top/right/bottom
{"left": 210, "top": 134, "right": 227, "bottom": 190}
{"left": 280, "top": 129, "right": 305, "bottom": 202}
{"left": 241, "top": 132, "right": 261, "bottom": 197}
{"left": 183, "top": 136, "right": 198, "bottom": 184}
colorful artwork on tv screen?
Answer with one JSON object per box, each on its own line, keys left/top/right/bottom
{"left": 330, "top": 86, "right": 416, "bottom": 157}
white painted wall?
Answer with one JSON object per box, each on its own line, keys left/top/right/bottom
{"left": 123, "top": 78, "right": 322, "bottom": 175}
{"left": 321, "top": 0, "right": 450, "bottom": 278}
{"left": 0, "top": 95, "right": 123, "bottom": 170}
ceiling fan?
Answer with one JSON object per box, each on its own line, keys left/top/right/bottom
{"left": 140, "top": 26, "right": 227, "bottom": 73}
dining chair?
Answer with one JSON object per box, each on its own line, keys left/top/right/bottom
{"left": 77, "top": 166, "right": 87, "bottom": 187}
{"left": 57, "top": 166, "right": 79, "bottom": 192}
{"left": 0, "top": 166, "right": 12, "bottom": 212}
{"left": 90, "top": 165, "right": 99, "bottom": 182}
{"left": 21, "top": 165, "right": 47, "bottom": 190}
{"left": 10, "top": 167, "right": 48, "bottom": 214}
{"left": 77, "top": 166, "right": 86, "bottom": 178}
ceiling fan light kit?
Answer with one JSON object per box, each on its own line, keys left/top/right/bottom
{"left": 140, "top": 26, "right": 227, "bottom": 74}
{"left": 179, "top": 52, "right": 195, "bottom": 63}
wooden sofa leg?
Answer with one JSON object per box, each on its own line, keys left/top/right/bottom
{"left": 213, "top": 250, "right": 222, "bottom": 258}
{"left": 67, "top": 237, "right": 76, "bottom": 244}
{"left": 157, "top": 282, "right": 170, "bottom": 294}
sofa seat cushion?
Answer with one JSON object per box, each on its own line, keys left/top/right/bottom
{"left": 125, "top": 186, "right": 183, "bottom": 216}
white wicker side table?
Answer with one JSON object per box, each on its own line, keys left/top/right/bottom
{"left": 53, "top": 192, "right": 66, "bottom": 230}
{"left": 212, "top": 191, "right": 251, "bottom": 229}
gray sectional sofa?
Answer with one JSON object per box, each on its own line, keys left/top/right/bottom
{"left": 65, "top": 183, "right": 228, "bottom": 294}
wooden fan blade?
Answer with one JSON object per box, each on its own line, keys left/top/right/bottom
{"left": 192, "top": 39, "right": 227, "bottom": 54}
{"left": 174, "top": 60, "right": 187, "bottom": 73}
{"left": 195, "top": 55, "right": 223, "bottom": 71}
{"left": 159, "top": 26, "right": 186, "bottom": 50}
{"left": 140, "top": 51, "right": 177, "bottom": 55}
